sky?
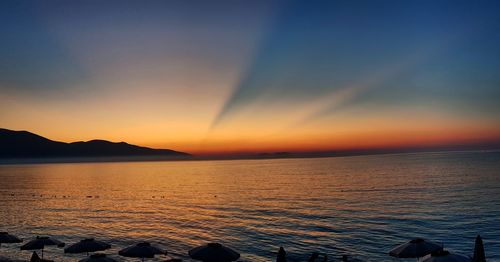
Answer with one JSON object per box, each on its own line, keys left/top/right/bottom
{"left": 1, "top": 0, "right": 500, "bottom": 155}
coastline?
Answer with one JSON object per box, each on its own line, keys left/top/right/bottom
{"left": 1, "top": 148, "right": 498, "bottom": 166}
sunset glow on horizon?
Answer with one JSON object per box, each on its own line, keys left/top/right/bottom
{"left": 1, "top": 0, "right": 500, "bottom": 156}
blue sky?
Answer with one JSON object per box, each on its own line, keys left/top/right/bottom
{"left": 213, "top": 0, "right": 500, "bottom": 125}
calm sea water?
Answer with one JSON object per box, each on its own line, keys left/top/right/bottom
{"left": 0, "top": 151, "right": 499, "bottom": 261}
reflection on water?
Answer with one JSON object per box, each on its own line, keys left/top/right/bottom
{"left": 0, "top": 151, "right": 499, "bottom": 261}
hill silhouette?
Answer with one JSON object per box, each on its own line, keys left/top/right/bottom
{"left": 0, "top": 128, "right": 190, "bottom": 158}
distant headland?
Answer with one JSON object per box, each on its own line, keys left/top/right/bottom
{"left": 0, "top": 128, "right": 191, "bottom": 161}
{"left": 2, "top": 128, "right": 500, "bottom": 164}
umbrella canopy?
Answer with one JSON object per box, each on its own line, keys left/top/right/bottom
{"left": 472, "top": 235, "right": 486, "bottom": 262}
{"left": 20, "top": 236, "right": 65, "bottom": 251}
{"left": 418, "top": 250, "right": 471, "bottom": 262}
{"left": 20, "top": 236, "right": 65, "bottom": 259}
{"left": 118, "top": 242, "right": 166, "bottom": 260}
{"left": 389, "top": 238, "right": 443, "bottom": 258}
{"left": 0, "top": 232, "right": 23, "bottom": 246}
{"left": 65, "top": 238, "right": 111, "bottom": 254}
{"left": 79, "top": 253, "right": 119, "bottom": 262}
{"left": 189, "top": 243, "right": 240, "bottom": 262}
{"left": 277, "top": 247, "right": 286, "bottom": 262}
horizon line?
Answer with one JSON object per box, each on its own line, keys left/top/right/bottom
{"left": 2, "top": 127, "right": 500, "bottom": 159}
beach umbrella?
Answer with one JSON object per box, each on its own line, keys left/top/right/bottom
{"left": 472, "top": 235, "right": 485, "bottom": 262}
{"left": 65, "top": 238, "right": 111, "bottom": 256}
{"left": 0, "top": 232, "right": 23, "bottom": 247}
{"left": 188, "top": 243, "right": 239, "bottom": 262}
{"left": 418, "top": 250, "right": 471, "bottom": 262}
{"left": 20, "top": 236, "right": 65, "bottom": 259}
{"left": 389, "top": 238, "right": 443, "bottom": 258}
{"left": 79, "top": 253, "right": 119, "bottom": 262}
{"left": 276, "top": 247, "right": 286, "bottom": 262}
{"left": 118, "top": 242, "right": 166, "bottom": 262}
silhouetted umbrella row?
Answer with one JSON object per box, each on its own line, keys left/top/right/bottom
{"left": 1, "top": 236, "right": 239, "bottom": 262}
{"left": 0, "top": 232, "right": 488, "bottom": 262}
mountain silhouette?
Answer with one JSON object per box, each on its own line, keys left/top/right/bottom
{"left": 0, "top": 128, "right": 190, "bottom": 158}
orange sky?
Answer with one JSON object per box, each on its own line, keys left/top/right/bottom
{"left": 2, "top": 90, "right": 499, "bottom": 155}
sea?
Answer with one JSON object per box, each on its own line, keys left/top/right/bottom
{"left": 0, "top": 151, "right": 499, "bottom": 261}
